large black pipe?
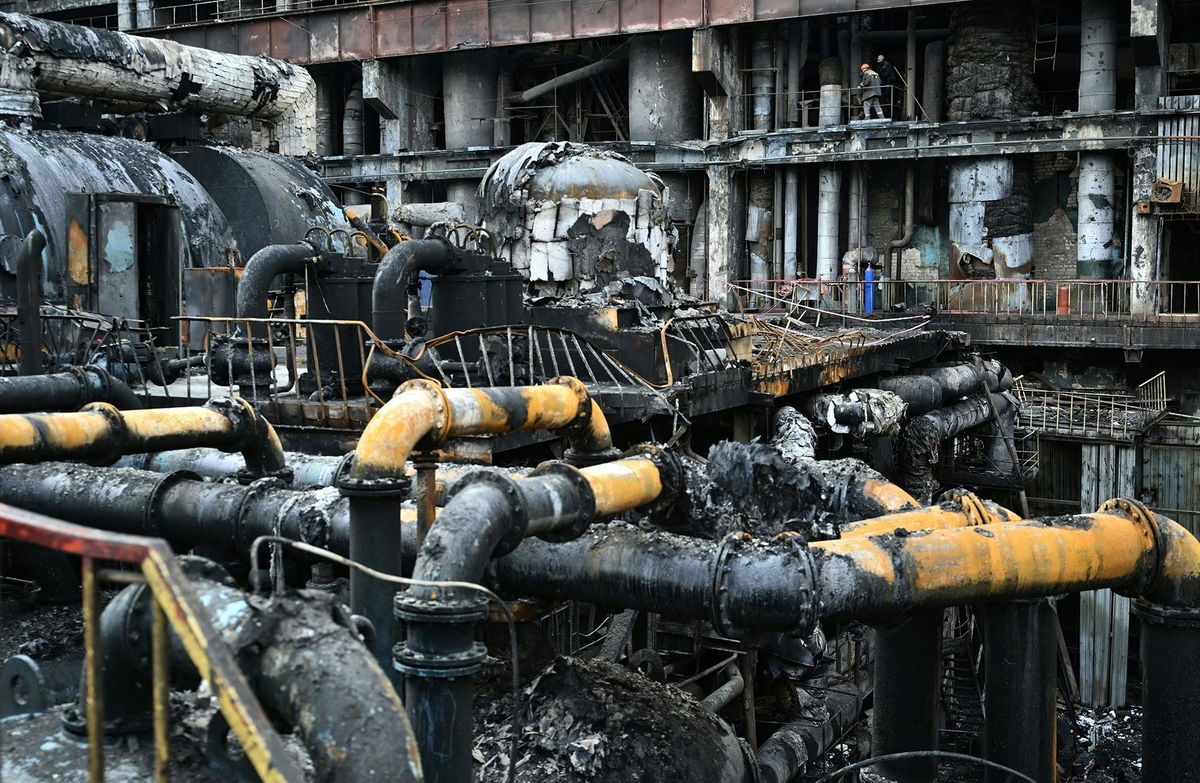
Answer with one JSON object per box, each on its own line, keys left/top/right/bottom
{"left": 1132, "top": 601, "right": 1200, "bottom": 782}
{"left": 371, "top": 238, "right": 456, "bottom": 341}
{"left": 15, "top": 229, "right": 46, "bottom": 377}
{"left": 0, "top": 366, "right": 142, "bottom": 413}
{"left": 982, "top": 599, "right": 1056, "bottom": 783}
{"left": 878, "top": 360, "right": 1011, "bottom": 415}
{"left": 84, "top": 564, "right": 420, "bottom": 782}
{"left": 235, "top": 242, "right": 318, "bottom": 320}
{"left": 757, "top": 677, "right": 864, "bottom": 783}
{"left": 897, "top": 392, "right": 996, "bottom": 500}
{"left": 0, "top": 463, "right": 350, "bottom": 554}
{"left": 396, "top": 466, "right": 596, "bottom": 783}
{"left": 871, "top": 611, "right": 943, "bottom": 782}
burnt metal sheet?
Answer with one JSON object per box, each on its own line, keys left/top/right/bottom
{"left": 374, "top": 4, "right": 414, "bottom": 56}
{"left": 447, "top": 0, "right": 491, "bottom": 48}
{"left": 146, "top": 0, "right": 973, "bottom": 61}
{"left": 339, "top": 9, "right": 376, "bottom": 59}
{"left": 307, "top": 14, "right": 341, "bottom": 62}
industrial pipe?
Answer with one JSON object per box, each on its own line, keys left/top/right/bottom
{"left": 922, "top": 40, "right": 945, "bottom": 122}
{"left": 897, "top": 391, "right": 1016, "bottom": 501}
{"left": 513, "top": 59, "right": 624, "bottom": 104}
{"left": 699, "top": 663, "right": 745, "bottom": 712}
{"left": 85, "top": 564, "right": 421, "bottom": 782}
{"left": 871, "top": 611, "right": 943, "bottom": 782}
{"left": 0, "top": 365, "right": 142, "bottom": 413}
{"left": 397, "top": 450, "right": 673, "bottom": 783}
{"left": 888, "top": 164, "right": 916, "bottom": 279}
{"left": 757, "top": 677, "right": 862, "bottom": 783}
{"left": 340, "top": 375, "right": 612, "bottom": 675}
{"left": 0, "top": 397, "right": 287, "bottom": 477}
{"left": 15, "top": 228, "right": 44, "bottom": 377}
{"left": 236, "top": 242, "right": 319, "bottom": 321}
{"left": 371, "top": 237, "right": 456, "bottom": 341}
{"left": 0, "top": 12, "right": 317, "bottom": 155}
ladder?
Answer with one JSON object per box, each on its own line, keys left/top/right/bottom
{"left": 1033, "top": 0, "right": 1060, "bottom": 72}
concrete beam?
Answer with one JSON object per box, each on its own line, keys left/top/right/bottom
{"left": 362, "top": 58, "right": 404, "bottom": 120}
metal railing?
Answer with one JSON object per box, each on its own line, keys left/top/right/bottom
{"left": 732, "top": 278, "right": 1200, "bottom": 324}
{"left": 1013, "top": 371, "right": 1168, "bottom": 440}
{"left": 0, "top": 504, "right": 302, "bottom": 782}
{"left": 131, "top": 0, "right": 375, "bottom": 29}
{"left": 759, "top": 84, "right": 908, "bottom": 129}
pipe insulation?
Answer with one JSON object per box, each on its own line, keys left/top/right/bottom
{"left": 0, "top": 12, "right": 317, "bottom": 155}
{"left": 817, "top": 167, "right": 842, "bottom": 280}
{"left": 1077, "top": 0, "right": 1117, "bottom": 279}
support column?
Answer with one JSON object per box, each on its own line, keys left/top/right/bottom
{"left": 982, "top": 599, "right": 1057, "bottom": 783}
{"left": 706, "top": 166, "right": 737, "bottom": 308}
{"left": 871, "top": 611, "right": 943, "bottom": 782}
{"left": 342, "top": 79, "right": 364, "bottom": 157}
{"left": 314, "top": 73, "right": 336, "bottom": 157}
{"left": 443, "top": 50, "right": 498, "bottom": 223}
{"left": 1135, "top": 602, "right": 1200, "bottom": 782}
{"left": 1077, "top": 0, "right": 1118, "bottom": 280}
{"left": 816, "top": 56, "right": 843, "bottom": 281}
{"left": 782, "top": 22, "right": 807, "bottom": 281}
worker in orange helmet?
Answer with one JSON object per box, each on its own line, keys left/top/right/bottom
{"left": 858, "top": 62, "right": 887, "bottom": 120}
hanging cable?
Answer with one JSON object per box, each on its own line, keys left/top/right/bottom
{"left": 248, "top": 535, "right": 521, "bottom": 783}
{"left": 813, "top": 750, "right": 1038, "bottom": 783}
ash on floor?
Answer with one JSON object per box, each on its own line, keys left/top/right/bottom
{"left": 472, "top": 656, "right": 747, "bottom": 782}
{"left": 1067, "top": 705, "right": 1142, "bottom": 782}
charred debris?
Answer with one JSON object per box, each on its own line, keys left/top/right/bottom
{"left": 0, "top": 12, "right": 1196, "bottom": 783}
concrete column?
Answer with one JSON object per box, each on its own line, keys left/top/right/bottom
{"left": 706, "top": 167, "right": 737, "bottom": 307}
{"left": 444, "top": 50, "right": 498, "bottom": 223}
{"left": 922, "top": 41, "right": 946, "bottom": 122}
{"left": 629, "top": 32, "right": 701, "bottom": 142}
{"left": 1130, "top": 146, "right": 1160, "bottom": 316}
{"left": 1078, "top": 0, "right": 1118, "bottom": 280}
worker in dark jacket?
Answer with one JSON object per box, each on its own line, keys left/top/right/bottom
{"left": 876, "top": 54, "right": 902, "bottom": 114}
{"left": 858, "top": 63, "right": 886, "bottom": 120}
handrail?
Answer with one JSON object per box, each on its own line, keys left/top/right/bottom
{"left": 0, "top": 503, "right": 303, "bottom": 782}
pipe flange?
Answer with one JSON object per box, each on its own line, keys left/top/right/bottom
{"left": 144, "top": 469, "right": 205, "bottom": 536}
{"left": 531, "top": 461, "right": 596, "bottom": 543}
{"left": 396, "top": 378, "right": 452, "bottom": 445}
{"left": 69, "top": 365, "right": 102, "bottom": 407}
{"left": 232, "top": 476, "right": 289, "bottom": 548}
{"left": 547, "top": 375, "right": 592, "bottom": 423}
{"left": 711, "top": 533, "right": 818, "bottom": 639}
{"left": 393, "top": 640, "right": 487, "bottom": 679}
{"left": 336, "top": 455, "right": 412, "bottom": 496}
{"left": 395, "top": 593, "right": 488, "bottom": 623}
{"left": 622, "top": 443, "right": 684, "bottom": 526}
{"left": 1099, "top": 497, "right": 1164, "bottom": 596}
{"left": 1131, "top": 599, "right": 1200, "bottom": 628}
{"left": 443, "top": 471, "right": 530, "bottom": 557}
{"left": 79, "top": 401, "right": 126, "bottom": 466}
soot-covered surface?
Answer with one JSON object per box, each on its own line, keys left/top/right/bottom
{"left": 472, "top": 657, "right": 745, "bottom": 782}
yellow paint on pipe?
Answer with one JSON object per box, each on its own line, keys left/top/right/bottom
{"left": 444, "top": 385, "right": 584, "bottom": 434}
{"left": 351, "top": 380, "right": 444, "bottom": 480}
{"left": 816, "top": 512, "right": 1157, "bottom": 614}
{"left": 838, "top": 494, "right": 1019, "bottom": 538}
{"left": 0, "top": 412, "right": 111, "bottom": 454}
{"left": 860, "top": 478, "right": 919, "bottom": 512}
{"left": 123, "top": 407, "right": 236, "bottom": 448}
{"left": 581, "top": 458, "right": 663, "bottom": 516}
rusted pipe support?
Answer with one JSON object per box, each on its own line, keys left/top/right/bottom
{"left": 0, "top": 397, "right": 287, "bottom": 478}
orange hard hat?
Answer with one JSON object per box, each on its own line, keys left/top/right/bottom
{"left": 860, "top": 63, "right": 870, "bottom": 71}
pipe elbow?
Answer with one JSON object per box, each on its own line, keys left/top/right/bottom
{"left": 201, "top": 397, "right": 288, "bottom": 479}
{"left": 371, "top": 237, "right": 454, "bottom": 340}
{"left": 563, "top": 399, "right": 620, "bottom": 465}
{"left": 236, "top": 242, "right": 317, "bottom": 320}
{"left": 1100, "top": 499, "right": 1200, "bottom": 611}
{"left": 349, "top": 379, "right": 445, "bottom": 483}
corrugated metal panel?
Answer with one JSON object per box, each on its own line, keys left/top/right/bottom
{"left": 155, "top": 0, "right": 976, "bottom": 63}
{"left": 1143, "top": 441, "right": 1200, "bottom": 536}
{"left": 1157, "top": 95, "right": 1200, "bottom": 204}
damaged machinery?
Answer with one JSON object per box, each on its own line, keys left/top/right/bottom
{"left": 0, "top": 13, "right": 1189, "bottom": 783}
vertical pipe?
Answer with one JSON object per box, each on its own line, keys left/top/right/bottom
{"left": 342, "top": 82, "right": 364, "bottom": 156}
{"left": 922, "top": 41, "right": 945, "bottom": 123}
{"left": 982, "top": 599, "right": 1057, "bottom": 783}
{"left": 346, "top": 492, "right": 407, "bottom": 684}
{"left": 751, "top": 31, "right": 774, "bottom": 132}
{"left": 315, "top": 73, "right": 335, "bottom": 157}
{"left": 444, "top": 50, "right": 498, "bottom": 223}
{"left": 1136, "top": 604, "right": 1200, "bottom": 782}
{"left": 783, "top": 23, "right": 806, "bottom": 281}
{"left": 871, "top": 611, "right": 942, "bottom": 782}
{"left": 15, "top": 230, "right": 45, "bottom": 377}
{"left": 817, "top": 167, "right": 843, "bottom": 281}
{"left": 905, "top": 11, "right": 917, "bottom": 120}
